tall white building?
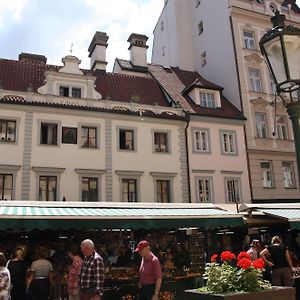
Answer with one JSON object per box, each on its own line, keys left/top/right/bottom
{"left": 152, "top": 0, "right": 300, "bottom": 203}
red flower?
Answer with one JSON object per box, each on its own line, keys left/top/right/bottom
{"left": 237, "top": 258, "right": 252, "bottom": 269}
{"left": 237, "top": 252, "right": 251, "bottom": 261}
{"left": 211, "top": 254, "right": 218, "bottom": 262}
{"left": 252, "top": 258, "right": 265, "bottom": 269}
{"left": 221, "top": 251, "right": 236, "bottom": 261}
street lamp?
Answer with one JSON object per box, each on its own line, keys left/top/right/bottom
{"left": 260, "top": 10, "right": 300, "bottom": 187}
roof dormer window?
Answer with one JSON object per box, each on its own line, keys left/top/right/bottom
{"left": 59, "top": 86, "right": 81, "bottom": 98}
{"left": 200, "top": 91, "right": 216, "bottom": 108}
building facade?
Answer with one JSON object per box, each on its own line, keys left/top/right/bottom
{"left": 152, "top": 0, "right": 300, "bottom": 202}
{"left": 0, "top": 31, "right": 251, "bottom": 204}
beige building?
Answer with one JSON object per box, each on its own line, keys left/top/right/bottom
{"left": 152, "top": 0, "right": 300, "bottom": 202}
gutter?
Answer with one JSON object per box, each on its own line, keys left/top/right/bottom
{"left": 184, "top": 111, "right": 191, "bottom": 203}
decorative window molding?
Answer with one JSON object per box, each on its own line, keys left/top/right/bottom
{"left": 192, "top": 169, "right": 215, "bottom": 174}
{"left": 220, "top": 170, "right": 243, "bottom": 175}
{"left": 32, "top": 167, "right": 65, "bottom": 201}
{"left": 152, "top": 130, "right": 171, "bottom": 154}
{"left": 38, "top": 119, "right": 61, "bottom": 147}
{"left": 219, "top": 130, "right": 238, "bottom": 156}
{"left": 195, "top": 176, "right": 214, "bottom": 203}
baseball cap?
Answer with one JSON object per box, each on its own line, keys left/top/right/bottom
{"left": 135, "top": 240, "right": 149, "bottom": 252}
{"left": 251, "top": 239, "right": 260, "bottom": 246}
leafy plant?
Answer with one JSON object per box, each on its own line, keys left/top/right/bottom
{"left": 199, "top": 251, "right": 271, "bottom": 295}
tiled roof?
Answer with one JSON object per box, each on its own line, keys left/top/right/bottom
{"left": 148, "top": 64, "right": 245, "bottom": 120}
{"left": 0, "top": 58, "right": 169, "bottom": 107}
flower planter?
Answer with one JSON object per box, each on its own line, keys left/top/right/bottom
{"left": 184, "top": 287, "right": 296, "bottom": 300}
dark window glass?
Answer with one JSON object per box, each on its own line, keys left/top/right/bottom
{"left": 59, "top": 86, "right": 69, "bottom": 97}
{"left": 82, "top": 177, "right": 98, "bottom": 201}
{"left": 81, "top": 126, "right": 97, "bottom": 148}
{"left": 39, "top": 176, "right": 57, "bottom": 201}
{"left": 122, "top": 179, "right": 137, "bottom": 202}
{"left": 0, "top": 174, "right": 13, "bottom": 200}
{"left": 0, "top": 120, "right": 16, "bottom": 142}
{"left": 119, "top": 129, "right": 134, "bottom": 150}
{"left": 40, "top": 123, "right": 58, "bottom": 145}
{"left": 62, "top": 127, "right": 77, "bottom": 144}
{"left": 156, "top": 180, "right": 170, "bottom": 203}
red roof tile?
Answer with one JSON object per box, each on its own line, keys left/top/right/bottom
{"left": 0, "top": 59, "right": 169, "bottom": 108}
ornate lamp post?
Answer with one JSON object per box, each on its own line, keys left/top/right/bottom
{"left": 260, "top": 11, "right": 300, "bottom": 186}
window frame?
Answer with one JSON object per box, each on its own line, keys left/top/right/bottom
{"left": 282, "top": 161, "right": 296, "bottom": 189}
{"left": 243, "top": 30, "right": 256, "bottom": 50}
{"left": 0, "top": 165, "right": 20, "bottom": 200}
{"left": 199, "top": 91, "right": 216, "bottom": 108}
{"left": 276, "top": 115, "right": 289, "bottom": 140}
{"left": 255, "top": 112, "right": 269, "bottom": 138}
{"left": 150, "top": 172, "right": 176, "bottom": 203}
{"left": 59, "top": 85, "right": 82, "bottom": 98}
{"left": 192, "top": 127, "right": 211, "bottom": 153}
{"left": 117, "top": 127, "right": 137, "bottom": 152}
{"left": 260, "top": 160, "right": 275, "bottom": 188}
{"left": 195, "top": 176, "right": 214, "bottom": 203}
{"left": 0, "top": 117, "right": 20, "bottom": 145}
{"left": 38, "top": 120, "right": 61, "bottom": 147}
{"left": 38, "top": 175, "right": 57, "bottom": 201}
{"left": 78, "top": 123, "right": 101, "bottom": 149}
{"left": 115, "top": 170, "right": 143, "bottom": 202}
{"left": 33, "top": 167, "right": 65, "bottom": 201}
{"left": 62, "top": 127, "right": 77, "bottom": 144}
{"left": 152, "top": 130, "right": 171, "bottom": 154}
{"left": 248, "top": 68, "right": 263, "bottom": 92}
{"left": 224, "top": 177, "right": 242, "bottom": 203}
{"left": 219, "top": 130, "right": 238, "bottom": 156}
{"left": 0, "top": 174, "right": 13, "bottom": 201}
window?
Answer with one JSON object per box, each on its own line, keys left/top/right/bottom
{"left": 198, "top": 21, "right": 203, "bottom": 35}
{"left": 197, "top": 178, "right": 212, "bottom": 202}
{"left": 243, "top": 31, "right": 255, "bottom": 49}
{"left": 81, "top": 126, "right": 97, "bottom": 148}
{"left": 62, "top": 127, "right": 77, "bottom": 144}
{"left": 282, "top": 161, "right": 296, "bottom": 188}
{"left": 59, "top": 86, "right": 82, "bottom": 98}
{"left": 200, "top": 92, "right": 216, "bottom": 108}
{"left": 39, "top": 176, "right": 57, "bottom": 201}
{"left": 201, "top": 51, "right": 207, "bottom": 66}
{"left": 0, "top": 174, "right": 13, "bottom": 200}
{"left": 82, "top": 177, "right": 98, "bottom": 201}
{"left": 119, "top": 129, "right": 135, "bottom": 151}
{"left": 156, "top": 180, "right": 170, "bottom": 203}
{"left": 221, "top": 131, "right": 237, "bottom": 154}
{"left": 249, "top": 69, "right": 262, "bottom": 92}
{"left": 0, "top": 120, "right": 16, "bottom": 143}
{"left": 255, "top": 113, "right": 268, "bottom": 138}
{"left": 225, "top": 178, "right": 241, "bottom": 203}
{"left": 154, "top": 132, "right": 169, "bottom": 153}
{"left": 122, "top": 179, "right": 137, "bottom": 202}
{"left": 260, "top": 160, "right": 274, "bottom": 188}
{"left": 193, "top": 129, "right": 209, "bottom": 152}
{"left": 72, "top": 88, "right": 81, "bottom": 98}
{"left": 40, "top": 123, "right": 58, "bottom": 145}
{"left": 270, "top": 72, "right": 277, "bottom": 94}
{"left": 276, "top": 116, "right": 288, "bottom": 140}
{"left": 59, "top": 86, "right": 69, "bottom": 97}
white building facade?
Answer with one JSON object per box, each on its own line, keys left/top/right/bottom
{"left": 152, "top": 0, "right": 300, "bottom": 202}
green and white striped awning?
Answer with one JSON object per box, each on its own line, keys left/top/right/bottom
{"left": 0, "top": 202, "right": 244, "bottom": 230}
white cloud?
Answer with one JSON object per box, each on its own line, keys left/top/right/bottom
{"left": 0, "top": 0, "right": 29, "bottom": 28}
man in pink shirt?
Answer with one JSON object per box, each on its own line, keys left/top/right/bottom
{"left": 135, "top": 240, "right": 162, "bottom": 300}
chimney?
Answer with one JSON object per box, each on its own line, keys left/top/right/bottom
{"left": 127, "top": 33, "right": 149, "bottom": 68}
{"left": 88, "top": 32, "right": 109, "bottom": 71}
{"left": 19, "top": 52, "right": 47, "bottom": 64}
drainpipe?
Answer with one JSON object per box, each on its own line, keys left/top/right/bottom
{"left": 184, "top": 111, "right": 191, "bottom": 203}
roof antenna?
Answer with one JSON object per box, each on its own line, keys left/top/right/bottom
{"left": 70, "top": 42, "right": 73, "bottom": 55}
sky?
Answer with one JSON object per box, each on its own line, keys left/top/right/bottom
{"left": 0, "top": 0, "right": 300, "bottom": 71}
